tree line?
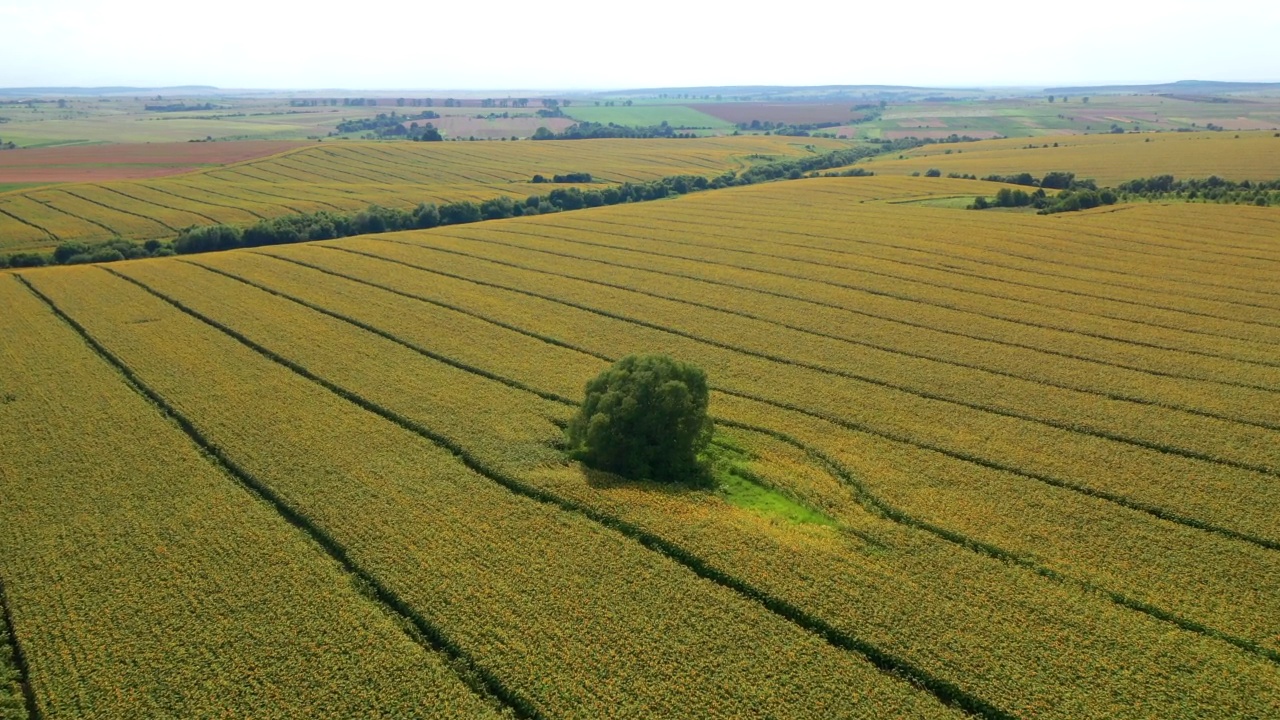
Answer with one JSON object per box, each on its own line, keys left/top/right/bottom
{"left": 1, "top": 143, "right": 917, "bottom": 269}
{"left": 967, "top": 171, "right": 1120, "bottom": 213}
{"left": 532, "top": 121, "right": 700, "bottom": 140}
{"left": 334, "top": 111, "right": 440, "bottom": 136}
{"left": 1116, "top": 175, "right": 1279, "bottom": 206}
{"left": 967, "top": 171, "right": 1277, "bottom": 214}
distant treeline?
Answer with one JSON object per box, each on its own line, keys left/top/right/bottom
{"left": 1, "top": 143, "right": 914, "bottom": 269}
{"left": 532, "top": 173, "right": 593, "bottom": 183}
{"left": 736, "top": 120, "right": 844, "bottom": 135}
{"left": 145, "top": 102, "right": 216, "bottom": 112}
{"left": 1116, "top": 174, "right": 1280, "bottom": 205}
{"left": 335, "top": 111, "right": 441, "bottom": 137}
{"left": 532, "top": 122, "right": 700, "bottom": 140}
{"left": 966, "top": 171, "right": 1279, "bottom": 214}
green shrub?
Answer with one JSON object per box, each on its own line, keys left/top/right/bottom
{"left": 568, "top": 354, "right": 713, "bottom": 484}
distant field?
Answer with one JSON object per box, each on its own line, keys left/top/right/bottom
{"left": 838, "top": 94, "right": 1280, "bottom": 140}
{"left": 860, "top": 129, "right": 1280, "bottom": 184}
{"left": 4, "top": 176, "right": 1278, "bottom": 717}
{"left": 0, "top": 136, "right": 847, "bottom": 253}
{"left": 690, "top": 102, "right": 871, "bottom": 126}
{"left": 0, "top": 140, "right": 312, "bottom": 182}
{"left": 0, "top": 96, "right": 424, "bottom": 145}
{"left": 563, "top": 104, "right": 734, "bottom": 129}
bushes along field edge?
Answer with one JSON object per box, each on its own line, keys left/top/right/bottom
{"left": 1, "top": 140, "right": 938, "bottom": 269}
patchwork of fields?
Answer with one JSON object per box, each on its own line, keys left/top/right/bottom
{"left": 862, "top": 129, "right": 1280, "bottom": 184}
{"left": 3, "top": 175, "right": 1278, "bottom": 718}
{"left": 0, "top": 136, "right": 844, "bottom": 253}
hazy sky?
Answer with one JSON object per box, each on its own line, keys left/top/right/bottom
{"left": 2, "top": 0, "right": 1277, "bottom": 90}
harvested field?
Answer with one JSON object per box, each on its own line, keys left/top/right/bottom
{"left": 0, "top": 141, "right": 313, "bottom": 183}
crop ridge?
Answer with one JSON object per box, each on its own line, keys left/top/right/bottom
{"left": 264, "top": 240, "right": 1279, "bottom": 396}
{"left": 313, "top": 149, "right": 405, "bottom": 184}
{"left": 166, "top": 179, "right": 286, "bottom": 214}
{"left": 28, "top": 195, "right": 122, "bottom": 237}
{"left": 366, "top": 237, "right": 1280, "bottom": 477}
{"left": 16, "top": 273, "right": 539, "bottom": 720}
{"left": 94, "top": 185, "right": 220, "bottom": 225}
{"left": 110, "top": 264, "right": 1013, "bottom": 720}
{"left": 469, "top": 222, "right": 1280, "bottom": 344}
{"left": 512, "top": 217, "right": 1280, "bottom": 373}
{"left": 422, "top": 229, "right": 1280, "bottom": 433}
{"left": 213, "top": 177, "right": 342, "bottom": 212}
{"left": 139, "top": 183, "right": 268, "bottom": 220}
{"left": 749, "top": 194, "right": 1280, "bottom": 290}
{"left": 201, "top": 253, "right": 1280, "bottom": 667}
{"left": 714, "top": 418, "right": 1280, "bottom": 667}
{"left": 183, "top": 259, "right": 579, "bottom": 407}
{"left": 0, "top": 576, "right": 39, "bottom": 720}
{"left": 541, "top": 216, "right": 1280, "bottom": 362}
{"left": 632, "top": 205, "right": 1280, "bottom": 310}
{"left": 0, "top": 207, "right": 57, "bottom": 242}
{"left": 327, "top": 243, "right": 1280, "bottom": 551}
{"left": 272, "top": 155, "right": 368, "bottom": 186}
{"left": 56, "top": 188, "right": 178, "bottom": 233}
{"left": 1011, "top": 210, "right": 1280, "bottom": 268}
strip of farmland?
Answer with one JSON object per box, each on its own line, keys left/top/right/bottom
{"left": 331, "top": 235, "right": 1280, "bottom": 539}
{"left": 681, "top": 188, "right": 1280, "bottom": 309}
{"left": 0, "top": 137, "right": 848, "bottom": 251}
{"left": 626, "top": 201, "right": 1280, "bottom": 336}
{"left": 424, "top": 223, "right": 1279, "bottom": 428}
{"left": 391, "top": 227, "right": 1280, "bottom": 469}
{"left": 0, "top": 275, "right": 501, "bottom": 719}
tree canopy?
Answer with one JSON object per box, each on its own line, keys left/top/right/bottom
{"left": 567, "top": 354, "right": 713, "bottom": 484}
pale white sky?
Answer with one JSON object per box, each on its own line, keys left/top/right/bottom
{"left": 2, "top": 0, "right": 1277, "bottom": 90}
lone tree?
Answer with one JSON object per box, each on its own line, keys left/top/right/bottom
{"left": 567, "top": 354, "right": 713, "bottom": 484}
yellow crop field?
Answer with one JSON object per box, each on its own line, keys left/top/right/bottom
{"left": 0, "top": 136, "right": 845, "bottom": 253}
{"left": 4, "top": 159, "right": 1280, "bottom": 718}
{"left": 14, "top": 262, "right": 959, "bottom": 720}
{"left": 0, "top": 276, "right": 501, "bottom": 719}
{"left": 860, "top": 129, "right": 1280, "bottom": 184}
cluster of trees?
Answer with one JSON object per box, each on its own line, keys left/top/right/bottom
{"left": 410, "top": 124, "right": 445, "bottom": 142}
{"left": 969, "top": 172, "right": 1118, "bottom": 214}
{"left": 1116, "top": 175, "right": 1278, "bottom": 206}
{"left": 967, "top": 170, "right": 1280, "bottom": 213}
{"left": 0, "top": 137, "right": 15, "bottom": 150}
{"left": 334, "top": 111, "right": 440, "bottom": 137}
{"left": 1036, "top": 188, "right": 1119, "bottom": 213}
{"left": 531, "top": 172, "right": 593, "bottom": 183}
{"left": 532, "top": 122, "right": 699, "bottom": 140}
{"left": 480, "top": 98, "right": 535, "bottom": 108}
{"left": 977, "top": 171, "right": 1091, "bottom": 190}
{"left": 820, "top": 167, "right": 875, "bottom": 178}
{"left": 734, "top": 120, "right": 844, "bottom": 134}
{"left": 0, "top": 237, "right": 174, "bottom": 269}
{"left": 567, "top": 354, "right": 713, "bottom": 485}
